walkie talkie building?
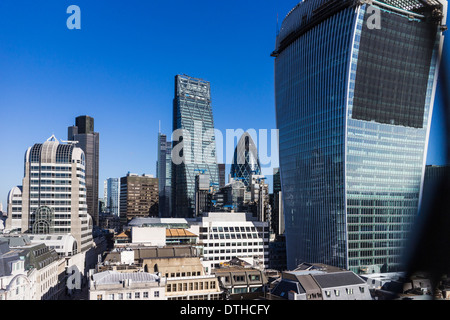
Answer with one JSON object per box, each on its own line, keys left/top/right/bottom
{"left": 273, "top": 0, "right": 447, "bottom": 272}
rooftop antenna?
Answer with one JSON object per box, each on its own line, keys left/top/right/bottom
{"left": 47, "top": 134, "right": 59, "bottom": 143}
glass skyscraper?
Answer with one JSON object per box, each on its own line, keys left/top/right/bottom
{"left": 172, "top": 74, "right": 219, "bottom": 217}
{"left": 157, "top": 133, "right": 172, "bottom": 217}
{"left": 230, "top": 132, "right": 262, "bottom": 187}
{"left": 273, "top": 0, "right": 447, "bottom": 273}
{"left": 105, "top": 178, "right": 120, "bottom": 216}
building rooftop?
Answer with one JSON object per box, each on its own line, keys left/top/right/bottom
{"left": 166, "top": 229, "right": 198, "bottom": 238}
{"left": 91, "top": 270, "right": 160, "bottom": 285}
{"left": 313, "top": 271, "right": 366, "bottom": 289}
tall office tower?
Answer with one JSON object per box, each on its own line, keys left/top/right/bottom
{"left": 5, "top": 135, "right": 93, "bottom": 253}
{"left": 105, "top": 178, "right": 120, "bottom": 216}
{"left": 157, "top": 133, "right": 172, "bottom": 217}
{"left": 230, "top": 132, "right": 261, "bottom": 187}
{"left": 271, "top": 168, "right": 284, "bottom": 236}
{"left": 119, "top": 173, "right": 159, "bottom": 225}
{"left": 68, "top": 115, "right": 100, "bottom": 226}
{"left": 218, "top": 163, "right": 226, "bottom": 189}
{"left": 272, "top": 0, "right": 447, "bottom": 272}
{"left": 172, "top": 74, "right": 219, "bottom": 217}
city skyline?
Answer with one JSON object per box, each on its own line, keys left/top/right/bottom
{"left": 1, "top": 0, "right": 450, "bottom": 305}
{"left": 0, "top": 1, "right": 448, "bottom": 218}
{"left": 0, "top": 0, "right": 305, "bottom": 208}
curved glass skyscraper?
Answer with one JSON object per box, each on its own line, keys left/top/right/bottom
{"left": 230, "top": 132, "right": 262, "bottom": 187}
{"left": 273, "top": 0, "right": 447, "bottom": 272}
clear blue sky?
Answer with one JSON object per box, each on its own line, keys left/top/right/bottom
{"left": 0, "top": 0, "right": 447, "bottom": 208}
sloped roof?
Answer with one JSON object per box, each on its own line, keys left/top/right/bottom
{"left": 271, "top": 279, "right": 306, "bottom": 298}
{"left": 165, "top": 229, "right": 197, "bottom": 238}
{"left": 115, "top": 231, "right": 130, "bottom": 238}
{"left": 312, "top": 271, "right": 366, "bottom": 289}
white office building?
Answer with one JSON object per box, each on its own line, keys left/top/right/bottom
{"left": 5, "top": 135, "right": 93, "bottom": 253}
{"left": 128, "top": 212, "right": 269, "bottom": 274}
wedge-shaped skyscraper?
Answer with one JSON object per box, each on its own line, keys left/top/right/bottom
{"left": 172, "top": 74, "right": 219, "bottom": 217}
{"left": 272, "top": 0, "right": 447, "bottom": 272}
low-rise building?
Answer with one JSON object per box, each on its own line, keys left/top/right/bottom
{"left": 128, "top": 212, "right": 269, "bottom": 273}
{"left": 89, "top": 270, "right": 166, "bottom": 300}
{"left": 94, "top": 245, "right": 222, "bottom": 300}
{"left": 270, "top": 263, "right": 372, "bottom": 300}
{"left": 0, "top": 236, "right": 64, "bottom": 300}
{"left": 212, "top": 259, "right": 268, "bottom": 300}
{"left": 0, "top": 240, "right": 34, "bottom": 300}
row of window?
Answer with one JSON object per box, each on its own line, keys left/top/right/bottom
{"left": 324, "top": 286, "right": 365, "bottom": 298}
{"left": 203, "top": 254, "right": 265, "bottom": 262}
{"left": 204, "top": 248, "right": 264, "bottom": 255}
{"left": 97, "top": 291, "right": 160, "bottom": 300}
{"left": 166, "top": 280, "right": 217, "bottom": 293}
{"left": 203, "top": 241, "right": 264, "bottom": 247}
{"left": 31, "top": 166, "right": 71, "bottom": 171}
{"left": 30, "top": 173, "right": 72, "bottom": 178}
{"left": 202, "top": 233, "right": 262, "bottom": 240}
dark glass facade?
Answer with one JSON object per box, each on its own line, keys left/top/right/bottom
{"left": 352, "top": 9, "right": 437, "bottom": 128}
{"left": 274, "top": 0, "right": 445, "bottom": 272}
{"left": 157, "top": 133, "right": 172, "bottom": 217}
{"left": 68, "top": 115, "right": 100, "bottom": 226}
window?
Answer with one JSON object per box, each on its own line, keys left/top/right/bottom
{"left": 97, "top": 295, "right": 103, "bottom": 300}
{"left": 335, "top": 290, "right": 340, "bottom": 297}
{"left": 154, "top": 291, "right": 159, "bottom": 298}
{"left": 143, "top": 292, "right": 149, "bottom": 298}
{"left": 127, "top": 293, "right": 132, "bottom": 299}
{"left": 135, "top": 292, "right": 140, "bottom": 299}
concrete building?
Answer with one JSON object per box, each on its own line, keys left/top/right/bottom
{"left": 89, "top": 270, "right": 166, "bottom": 300}
{"left": 270, "top": 263, "right": 372, "bottom": 300}
{"left": 128, "top": 212, "right": 270, "bottom": 273}
{"left": 120, "top": 173, "right": 159, "bottom": 225}
{"left": 0, "top": 240, "right": 34, "bottom": 300}
{"left": 94, "top": 245, "right": 222, "bottom": 300}
{"left": 5, "top": 135, "right": 93, "bottom": 253}
{"left": 212, "top": 260, "right": 268, "bottom": 299}
{"left": 0, "top": 236, "right": 63, "bottom": 300}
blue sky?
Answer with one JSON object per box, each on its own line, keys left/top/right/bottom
{"left": 0, "top": 0, "right": 447, "bottom": 208}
